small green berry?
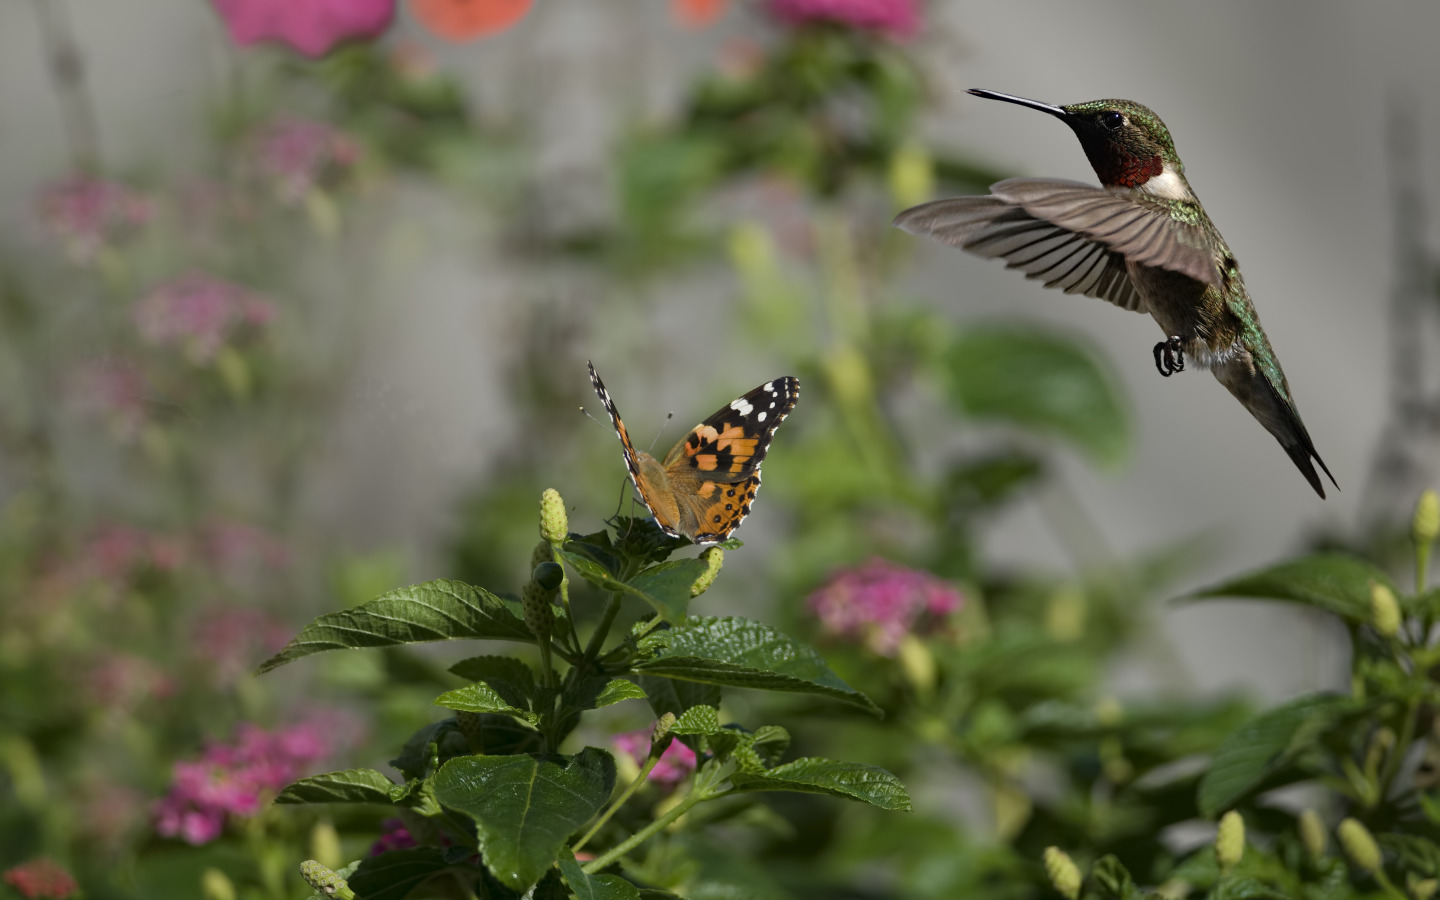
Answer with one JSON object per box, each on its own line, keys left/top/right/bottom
{"left": 533, "top": 561, "right": 564, "bottom": 591}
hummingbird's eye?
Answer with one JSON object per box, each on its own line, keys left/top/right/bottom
{"left": 1100, "top": 111, "right": 1124, "bottom": 130}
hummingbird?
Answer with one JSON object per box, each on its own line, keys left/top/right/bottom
{"left": 893, "top": 89, "right": 1336, "bottom": 498}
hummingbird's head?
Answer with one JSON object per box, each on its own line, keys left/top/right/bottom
{"left": 969, "top": 90, "right": 1186, "bottom": 193}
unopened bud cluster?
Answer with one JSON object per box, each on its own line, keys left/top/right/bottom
{"left": 1415, "top": 489, "right": 1439, "bottom": 548}
{"left": 1298, "top": 809, "right": 1326, "bottom": 861}
{"left": 300, "top": 860, "right": 354, "bottom": 898}
{"left": 1338, "top": 817, "right": 1382, "bottom": 873}
{"left": 1215, "top": 810, "right": 1245, "bottom": 872}
{"left": 521, "top": 576, "right": 555, "bottom": 643}
{"left": 540, "top": 488, "right": 568, "bottom": 544}
{"left": 1370, "top": 582, "right": 1401, "bottom": 638}
{"left": 1043, "top": 846, "right": 1081, "bottom": 900}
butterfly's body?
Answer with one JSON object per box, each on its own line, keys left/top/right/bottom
{"left": 588, "top": 363, "right": 799, "bottom": 544}
{"left": 894, "top": 90, "right": 1335, "bottom": 497}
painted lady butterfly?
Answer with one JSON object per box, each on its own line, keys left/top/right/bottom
{"left": 588, "top": 362, "right": 800, "bottom": 545}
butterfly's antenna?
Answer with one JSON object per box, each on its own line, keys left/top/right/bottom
{"left": 578, "top": 404, "right": 606, "bottom": 427}
{"left": 645, "top": 412, "right": 675, "bottom": 454}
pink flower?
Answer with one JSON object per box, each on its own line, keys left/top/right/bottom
{"left": 211, "top": 0, "right": 396, "bottom": 58}
{"left": 192, "top": 607, "right": 292, "bottom": 685}
{"left": 613, "top": 728, "right": 699, "bottom": 788}
{"left": 201, "top": 519, "right": 292, "bottom": 575}
{"left": 37, "top": 176, "right": 151, "bottom": 263}
{"left": 88, "top": 654, "right": 178, "bottom": 710}
{"left": 808, "top": 558, "right": 961, "bottom": 655}
{"left": 370, "top": 818, "right": 417, "bottom": 856}
{"left": 155, "top": 723, "right": 331, "bottom": 845}
{"left": 67, "top": 358, "right": 150, "bottom": 440}
{"left": 765, "top": 0, "right": 920, "bottom": 38}
{"left": 3, "top": 859, "right": 79, "bottom": 899}
{"left": 252, "top": 117, "right": 361, "bottom": 203}
{"left": 135, "top": 272, "right": 275, "bottom": 363}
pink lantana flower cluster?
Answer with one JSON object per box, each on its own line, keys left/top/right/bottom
{"left": 252, "top": 118, "right": 362, "bottom": 204}
{"left": 66, "top": 358, "right": 151, "bottom": 441}
{"left": 211, "top": 0, "right": 395, "bottom": 58}
{"left": 154, "top": 723, "right": 329, "bottom": 845}
{"left": 134, "top": 272, "right": 276, "bottom": 364}
{"left": 808, "top": 558, "right": 961, "bottom": 656}
{"left": 765, "top": 0, "right": 921, "bottom": 38}
{"left": 37, "top": 176, "right": 151, "bottom": 264}
{"left": 613, "top": 728, "right": 699, "bottom": 788}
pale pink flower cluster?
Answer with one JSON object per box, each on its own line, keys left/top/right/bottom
{"left": 134, "top": 272, "right": 275, "bottom": 363}
{"left": 155, "top": 723, "right": 329, "bottom": 845}
{"left": 808, "top": 558, "right": 961, "bottom": 655}
{"left": 613, "top": 728, "right": 699, "bottom": 788}
{"left": 81, "top": 524, "right": 186, "bottom": 579}
{"left": 191, "top": 606, "right": 293, "bottom": 685}
{"left": 66, "top": 359, "right": 150, "bottom": 440}
{"left": 200, "top": 519, "right": 292, "bottom": 574}
{"left": 765, "top": 0, "right": 921, "bottom": 38}
{"left": 87, "top": 653, "right": 178, "bottom": 710}
{"left": 37, "top": 176, "right": 151, "bottom": 263}
{"left": 211, "top": 0, "right": 395, "bottom": 58}
{"left": 253, "top": 118, "right": 361, "bottom": 203}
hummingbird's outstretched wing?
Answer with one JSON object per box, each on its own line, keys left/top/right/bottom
{"left": 893, "top": 178, "right": 1220, "bottom": 309}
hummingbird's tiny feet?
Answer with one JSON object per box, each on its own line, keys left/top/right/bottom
{"left": 1153, "top": 336, "right": 1185, "bottom": 377}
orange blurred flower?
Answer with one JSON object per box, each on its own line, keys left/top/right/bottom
{"left": 409, "top": 0, "right": 532, "bottom": 42}
{"left": 673, "top": 0, "right": 728, "bottom": 29}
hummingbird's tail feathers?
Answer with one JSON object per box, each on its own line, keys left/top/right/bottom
{"left": 893, "top": 190, "right": 1145, "bottom": 312}
{"left": 1261, "top": 377, "right": 1338, "bottom": 500}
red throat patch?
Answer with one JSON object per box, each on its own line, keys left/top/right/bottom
{"left": 1099, "top": 152, "right": 1164, "bottom": 188}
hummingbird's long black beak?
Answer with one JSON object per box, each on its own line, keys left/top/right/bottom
{"left": 968, "top": 89, "right": 1068, "bottom": 120}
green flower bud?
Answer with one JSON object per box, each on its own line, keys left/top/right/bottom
{"left": 1044, "top": 586, "right": 1086, "bottom": 642}
{"left": 202, "top": 868, "right": 237, "bottom": 900}
{"left": 897, "top": 633, "right": 937, "bottom": 695}
{"left": 310, "top": 819, "right": 343, "bottom": 869}
{"left": 1415, "top": 489, "right": 1440, "bottom": 547}
{"left": 646, "top": 714, "right": 676, "bottom": 751}
{"left": 533, "top": 561, "right": 564, "bottom": 592}
{"left": 1410, "top": 876, "right": 1438, "bottom": 900}
{"left": 1215, "top": 810, "right": 1245, "bottom": 872}
{"left": 539, "top": 488, "right": 568, "bottom": 544}
{"left": 1298, "top": 809, "right": 1327, "bottom": 861}
{"left": 521, "top": 579, "right": 555, "bottom": 642}
{"left": 1338, "top": 817, "right": 1383, "bottom": 873}
{"left": 1043, "top": 846, "right": 1082, "bottom": 900}
{"left": 1370, "top": 582, "right": 1401, "bottom": 638}
{"left": 530, "top": 539, "right": 555, "bottom": 570}
{"left": 690, "top": 546, "right": 723, "bottom": 598}
{"left": 300, "top": 860, "right": 355, "bottom": 899}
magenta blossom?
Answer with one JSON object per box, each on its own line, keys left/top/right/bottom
{"left": 253, "top": 117, "right": 361, "bottom": 204}
{"left": 212, "top": 0, "right": 395, "bottom": 58}
{"left": 613, "top": 728, "right": 699, "bottom": 788}
{"left": 155, "top": 723, "right": 330, "bottom": 845}
{"left": 135, "top": 272, "right": 275, "bottom": 363}
{"left": 808, "top": 558, "right": 961, "bottom": 655}
{"left": 191, "top": 606, "right": 292, "bottom": 685}
{"left": 67, "top": 358, "right": 150, "bottom": 441}
{"left": 765, "top": 0, "right": 920, "bottom": 38}
{"left": 37, "top": 176, "right": 151, "bottom": 264}
{"left": 370, "top": 818, "right": 418, "bottom": 856}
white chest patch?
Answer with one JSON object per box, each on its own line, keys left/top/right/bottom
{"left": 1140, "top": 165, "right": 1195, "bottom": 202}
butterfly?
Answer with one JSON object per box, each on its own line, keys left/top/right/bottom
{"left": 588, "top": 362, "right": 800, "bottom": 545}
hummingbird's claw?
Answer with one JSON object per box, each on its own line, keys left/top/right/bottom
{"left": 1153, "top": 336, "right": 1185, "bottom": 377}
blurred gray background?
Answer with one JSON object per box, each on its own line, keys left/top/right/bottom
{"left": 3, "top": 0, "right": 1439, "bottom": 700}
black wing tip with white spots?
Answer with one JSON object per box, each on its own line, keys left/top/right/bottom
{"left": 587, "top": 361, "right": 642, "bottom": 480}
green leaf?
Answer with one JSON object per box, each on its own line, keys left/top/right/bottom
{"left": 275, "top": 768, "right": 395, "bottom": 805}
{"left": 348, "top": 848, "right": 453, "bottom": 900}
{"left": 449, "top": 656, "right": 537, "bottom": 708}
{"left": 1209, "top": 876, "right": 1291, "bottom": 900}
{"left": 1197, "top": 693, "right": 1358, "bottom": 818}
{"left": 671, "top": 705, "right": 722, "bottom": 735}
{"left": 1187, "top": 553, "right": 1394, "bottom": 624}
{"left": 1085, "top": 855, "right": 1143, "bottom": 900}
{"left": 258, "top": 579, "right": 532, "bottom": 673}
{"left": 558, "top": 850, "right": 640, "bottom": 900}
{"left": 435, "top": 681, "right": 533, "bottom": 721}
{"left": 566, "top": 677, "right": 647, "bottom": 711}
{"left": 941, "top": 324, "right": 1130, "bottom": 467}
{"left": 555, "top": 552, "right": 707, "bottom": 624}
{"left": 725, "top": 757, "right": 911, "bottom": 810}
{"left": 633, "top": 617, "right": 879, "bottom": 714}
{"left": 432, "top": 748, "right": 616, "bottom": 892}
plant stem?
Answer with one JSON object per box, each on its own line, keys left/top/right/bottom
{"left": 572, "top": 753, "right": 663, "bottom": 854}
{"left": 580, "top": 786, "right": 703, "bottom": 875}
{"left": 583, "top": 592, "right": 624, "bottom": 662}
{"left": 1376, "top": 695, "right": 1419, "bottom": 809}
